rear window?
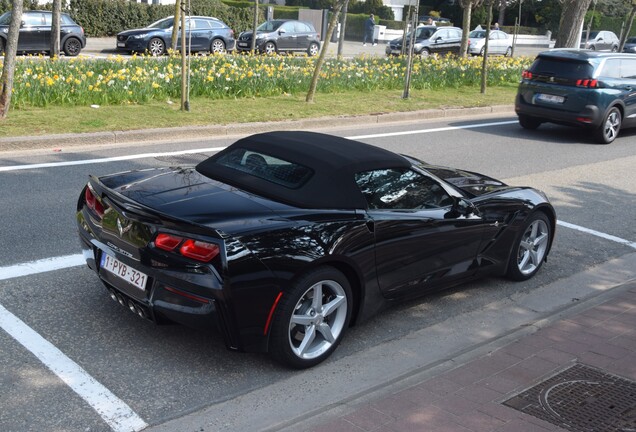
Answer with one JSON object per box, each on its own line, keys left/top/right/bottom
{"left": 530, "top": 57, "right": 595, "bottom": 79}
{"left": 214, "top": 148, "right": 313, "bottom": 189}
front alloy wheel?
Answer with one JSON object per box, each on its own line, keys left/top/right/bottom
{"left": 595, "top": 107, "right": 621, "bottom": 144}
{"left": 507, "top": 213, "right": 551, "bottom": 281}
{"left": 148, "top": 38, "right": 165, "bottom": 56}
{"left": 263, "top": 41, "right": 276, "bottom": 55}
{"left": 270, "top": 267, "right": 352, "bottom": 369}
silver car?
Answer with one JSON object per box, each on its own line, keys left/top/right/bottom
{"left": 580, "top": 30, "right": 619, "bottom": 52}
{"left": 468, "top": 30, "right": 512, "bottom": 56}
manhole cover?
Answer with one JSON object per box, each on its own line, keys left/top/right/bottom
{"left": 154, "top": 153, "right": 210, "bottom": 165}
{"left": 503, "top": 363, "right": 636, "bottom": 432}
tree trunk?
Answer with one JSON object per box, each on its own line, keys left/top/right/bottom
{"left": 620, "top": 5, "right": 636, "bottom": 51}
{"left": 481, "top": 0, "right": 493, "bottom": 94}
{"left": 50, "top": 0, "right": 60, "bottom": 57}
{"left": 497, "top": 0, "right": 506, "bottom": 26}
{"left": 459, "top": 3, "right": 473, "bottom": 57}
{"left": 306, "top": 0, "right": 346, "bottom": 103}
{"left": 0, "top": 0, "right": 23, "bottom": 119}
{"left": 251, "top": 0, "right": 259, "bottom": 53}
{"left": 554, "top": 0, "right": 593, "bottom": 48}
{"left": 171, "top": 0, "right": 181, "bottom": 51}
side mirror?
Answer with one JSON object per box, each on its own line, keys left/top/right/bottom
{"left": 445, "top": 197, "right": 478, "bottom": 219}
{"left": 278, "top": 28, "right": 286, "bottom": 34}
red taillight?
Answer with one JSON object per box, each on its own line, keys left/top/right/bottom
{"left": 576, "top": 78, "right": 598, "bottom": 88}
{"left": 154, "top": 233, "right": 219, "bottom": 263}
{"left": 522, "top": 70, "right": 533, "bottom": 79}
{"left": 155, "top": 233, "right": 183, "bottom": 251}
{"left": 180, "top": 239, "right": 220, "bottom": 262}
{"left": 84, "top": 185, "right": 105, "bottom": 218}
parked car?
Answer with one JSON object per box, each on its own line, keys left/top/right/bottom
{"left": 515, "top": 49, "right": 636, "bottom": 144}
{"left": 622, "top": 36, "right": 636, "bottom": 53}
{"left": 236, "top": 20, "right": 320, "bottom": 56}
{"left": 468, "top": 29, "right": 512, "bottom": 56}
{"left": 0, "top": 10, "right": 85, "bottom": 56}
{"left": 77, "top": 130, "right": 555, "bottom": 368}
{"left": 386, "top": 25, "right": 462, "bottom": 57}
{"left": 115, "top": 16, "right": 235, "bottom": 56}
{"left": 580, "top": 30, "right": 619, "bottom": 52}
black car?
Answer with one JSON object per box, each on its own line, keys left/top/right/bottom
{"left": 77, "top": 131, "right": 555, "bottom": 368}
{"left": 236, "top": 20, "right": 321, "bottom": 56}
{"left": 0, "top": 10, "right": 85, "bottom": 56}
{"left": 515, "top": 49, "right": 636, "bottom": 144}
{"left": 386, "top": 25, "right": 462, "bottom": 57}
{"left": 116, "top": 16, "right": 235, "bottom": 56}
{"left": 623, "top": 36, "right": 636, "bottom": 53}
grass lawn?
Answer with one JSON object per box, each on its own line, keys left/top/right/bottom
{"left": 0, "top": 85, "right": 518, "bottom": 138}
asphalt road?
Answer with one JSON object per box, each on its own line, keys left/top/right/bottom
{"left": 0, "top": 114, "right": 635, "bottom": 431}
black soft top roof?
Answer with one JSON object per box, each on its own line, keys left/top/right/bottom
{"left": 196, "top": 131, "right": 411, "bottom": 209}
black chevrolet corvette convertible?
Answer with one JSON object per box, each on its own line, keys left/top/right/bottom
{"left": 77, "top": 131, "right": 556, "bottom": 368}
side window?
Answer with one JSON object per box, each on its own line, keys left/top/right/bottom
{"left": 210, "top": 20, "right": 223, "bottom": 29}
{"left": 280, "top": 22, "right": 295, "bottom": 32}
{"left": 355, "top": 169, "right": 452, "bottom": 210}
{"left": 599, "top": 59, "right": 621, "bottom": 78}
{"left": 621, "top": 59, "right": 636, "bottom": 79}
{"left": 23, "top": 13, "right": 44, "bottom": 26}
{"left": 194, "top": 19, "right": 211, "bottom": 29}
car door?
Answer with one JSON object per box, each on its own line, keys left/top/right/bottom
{"left": 355, "top": 168, "right": 489, "bottom": 299}
{"left": 429, "top": 29, "right": 449, "bottom": 55}
{"left": 276, "top": 21, "right": 297, "bottom": 50}
{"left": 294, "top": 21, "right": 313, "bottom": 51}
{"left": 19, "top": 12, "right": 47, "bottom": 51}
{"left": 190, "top": 19, "right": 212, "bottom": 51}
{"left": 618, "top": 58, "right": 636, "bottom": 128}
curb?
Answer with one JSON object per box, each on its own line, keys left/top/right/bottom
{"left": 0, "top": 105, "right": 515, "bottom": 152}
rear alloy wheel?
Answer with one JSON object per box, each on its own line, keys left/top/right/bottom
{"left": 595, "top": 107, "right": 621, "bottom": 144}
{"left": 518, "top": 114, "right": 542, "bottom": 130}
{"left": 148, "top": 38, "right": 165, "bottom": 56}
{"left": 210, "top": 39, "right": 226, "bottom": 54}
{"left": 307, "top": 42, "right": 319, "bottom": 56}
{"left": 63, "top": 37, "right": 82, "bottom": 56}
{"left": 419, "top": 48, "right": 431, "bottom": 58}
{"left": 504, "top": 46, "right": 512, "bottom": 57}
{"left": 507, "top": 212, "right": 551, "bottom": 281}
{"left": 263, "top": 41, "right": 276, "bottom": 55}
{"left": 270, "top": 267, "right": 352, "bottom": 369}
{"left": 480, "top": 46, "right": 485, "bottom": 56}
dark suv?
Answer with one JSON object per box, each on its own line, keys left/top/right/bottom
{"left": 0, "top": 10, "right": 86, "bottom": 56}
{"left": 515, "top": 50, "right": 636, "bottom": 144}
{"left": 386, "top": 25, "right": 462, "bottom": 57}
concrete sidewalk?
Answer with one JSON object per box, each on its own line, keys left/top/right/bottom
{"left": 298, "top": 281, "right": 636, "bottom": 432}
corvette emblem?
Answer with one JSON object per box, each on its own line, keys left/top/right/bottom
{"left": 116, "top": 217, "right": 132, "bottom": 237}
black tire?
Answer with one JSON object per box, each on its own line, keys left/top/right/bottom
{"left": 594, "top": 106, "right": 621, "bottom": 144}
{"left": 480, "top": 46, "right": 485, "bottom": 56}
{"left": 269, "top": 267, "right": 352, "bottom": 369}
{"left": 62, "top": 37, "right": 82, "bottom": 56}
{"left": 504, "top": 46, "right": 512, "bottom": 57}
{"left": 148, "top": 38, "right": 165, "bottom": 56}
{"left": 506, "top": 212, "right": 551, "bottom": 281}
{"left": 419, "top": 48, "right": 431, "bottom": 58}
{"left": 0, "top": 38, "right": 5, "bottom": 55}
{"left": 210, "top": 38, "right": 226, "bottom": 54}
{"left": 518, "top": 114, "right": 542, "bottom": 130}
{"left": 307, "top": 42, "right": 319, "bottom": 56}
{"left": 263, "top": 41, "right": 276, "bottom": 55}
{"left": 611, "top": 45, "right": 618, "bottom": 52}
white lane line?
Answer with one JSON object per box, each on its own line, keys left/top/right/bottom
{"left": 0, "top": 254, "right": 85, "bottom": 281}
{"left": 0, "top": 146, "right": 227, "bottom": 172}
{"left": 557, "top": 220, "right": 636, "bottom": 250}
{"left": 0, "top": 120, "right": 519, "bottom": 172}
{"left": 347, "top": 120, "right": 519, "bottom": 140}
{"left": 0, "top": 303, "right": 148, "bottom": 432}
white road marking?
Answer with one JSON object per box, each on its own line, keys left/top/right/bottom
{"left": 0, "top": 146, "right": 227, "bottom": 172}
{"left": 557, "top": 220, "right": 636, "bottom": 250}
{"left": 0, "top": 303, "right": 148, "bottom": 432}
{"left": 0, "top": 120, "right": 519, "bottom": 172}
{"left": 0, "top": 254, "right": 85, "bottom": 281}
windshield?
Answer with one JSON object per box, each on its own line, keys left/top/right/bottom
{"left": 257, "top": 20, "right": 284, "bottom": 32}
{"left": 148, "top": 17, "right": 174, "bottom": 29}
{"left": 0, "top": 12, "right": 11, "bottom": 25}
{"left": 581, "top": 31, "right": 598, "bottom": 40}
{"left": 627, "top": 37, "right": 636, "bottom": 44}
{"left": 469, "top": 30, "right": 486, "bottom": 38}
{"left": 415, "top": 27, "right": 435, "bottom": 39}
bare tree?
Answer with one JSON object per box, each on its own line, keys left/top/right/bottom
{"left": 171, "top": 0, "right": 182, "bottom": 51}
{"left": 0, "top": 0, "right": 23, "bottom": 119}
{"left": 50, "top": 0, "right": 61, "bottom": 58}
{"left": 619, "top": 0, "right": 636, "bottom": 51}
{"left": 251, "top": 0, "right": 259, "bottom": 53}
{"left": 459, "top": 0, "right": 484, "bottom": 57}
{"left": 554, "top": 0, "right": 593, "bottom": 48}
{"left": 306, "top": 0, "right": 346, "bottom": 103}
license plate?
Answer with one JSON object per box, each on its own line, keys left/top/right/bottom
{"left": 100, "top": 253, "right": 148, "bottom": 291}
{"left": 117, "top": 42, "right": 125, "bottom": 48}
{"left": 535, "top": 93, "right": 565, "bottom": 104}
{"left": 238, "top": 42, "right": 248, "bottom": 47}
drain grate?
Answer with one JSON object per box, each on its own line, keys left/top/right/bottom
{"left": 154, "top": 153, "right": 210, "bottom": 165}
{"left": 503, "top": 363, "right": 636, "bottom": 432}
